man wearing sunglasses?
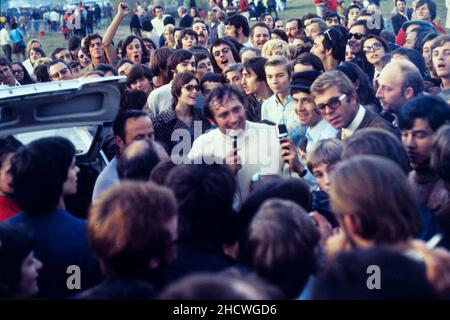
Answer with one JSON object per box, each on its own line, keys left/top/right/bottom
{"left": 310, "top": 70, "right": 399, "bottom": 140}
{"left": 310, "top": 26, "right": 347, "bottom": 71}
{"left": 47, "top": 59, "right": 74, "bottom": 82}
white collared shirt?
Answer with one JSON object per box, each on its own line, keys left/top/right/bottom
{"left": 341, "top": 105, "right": 366, "bottom": 139}
{"left": 305, "top": 119, "right": 338, "bottom": 153}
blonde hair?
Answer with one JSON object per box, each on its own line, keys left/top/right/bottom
{"left": 306, "top": 138, "right": 343, "bottom": 172}
{"left": 264, "top": 55, "right": 292, "bottom": 76}
{"left": 26, "top": 39, "right": 43, "bottom": 56}
{"left": 34, "top": 57, "right": 52, "bottom": 67}
{"left": 261, "top": 39, "right": 290, "bottom": 59}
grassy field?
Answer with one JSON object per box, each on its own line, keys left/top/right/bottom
{"left": 1, "top": 0, "right": 448, "bottom": 60}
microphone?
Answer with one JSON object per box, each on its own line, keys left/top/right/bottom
{"left": 229, "top": 130, "right": 238, "bottom": 165}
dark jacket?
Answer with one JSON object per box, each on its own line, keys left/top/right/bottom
{"left": 356, "top": 107, "right": 401, "bottom": 138}
{"left": 179, "top": 14, "right": 193, "bottom": 29}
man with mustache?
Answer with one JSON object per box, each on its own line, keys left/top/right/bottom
{"left": 193, "top": 20, "right": 210, "bottom": 47}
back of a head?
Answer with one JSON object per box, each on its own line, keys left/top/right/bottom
{"left": 11, "top": 137, "right": 75, "bottom": 215}
{"left": 165, "top": 163, "right": 236, "bottom": 245}
{"left": 311, "top": 246, "right": 437, "bottom": 300}
{"left": 240, "top": 199, "right": 320, "bottom": 299}
{"left": 330, "top": 155, "right": 422, "bottom": 245}
{"left": 238, "top": 178, "right": 311, "bottom": 241}
{"left": 117, "top": 139, "right": 161, "bottom": 181}
{"left": 0, "top": 223, "right": 33, "bottom": 298}
{"left": 342, "top": 128, "right": 411, "bottom": 174}
{"left": 88, "top": 181, "right": 177, "bottom": 277}
{"left": 159, "top": 272, "right": 277, "bottom": 300}
{"left": 398, "top": 95, "right": 450, "bottom": 132}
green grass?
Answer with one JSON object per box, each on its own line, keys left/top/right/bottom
{"left": 1, "top": 0, "right": 448, "bottom": 60}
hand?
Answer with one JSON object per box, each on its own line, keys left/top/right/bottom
{"left": 225, "top": 148, "right": 242, "bottom": 174}
{"left": 310, "top": 211, "right": 334, "bottom": 245}
{"left": 117, "top": 2, "right": 130, "bottom": 16}
{"left": 280, "top": 138, "right": 304, "bottom": 174}
{"left": 410, "top": 239, "right": 450, "bottom": 297}
{"left": 325, "top": 228, "right": 351, "bottom": 262}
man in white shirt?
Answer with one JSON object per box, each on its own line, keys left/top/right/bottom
{"left": 151, "top": 5, "right": 165, "bottom": 37}
{"left": 0, "top": 23, "right": 12, "bottom": 62}
{"left": 188, "top": 85, "right": 284, "bottom": 204}
{"left": 262, "top": 56, "right": 306, "bottom": 146}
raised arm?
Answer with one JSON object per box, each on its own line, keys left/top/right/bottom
{"left": 102, "top": 2, "right": 130, "bottom": 63}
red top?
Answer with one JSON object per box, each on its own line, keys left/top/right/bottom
{"left": 328, "top": 0, "right": 338, "bottom": 11}
{"left": 396, "top": 21, "right": 447, "bottom": 46}
{"left": 0, "top": 195, "right": 20, "bottom": 221}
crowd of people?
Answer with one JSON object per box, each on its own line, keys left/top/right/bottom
{"left": 1, "top": 0, "right": 450, "bottom": 300}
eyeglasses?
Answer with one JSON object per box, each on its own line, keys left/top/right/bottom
{"left": 213, "top": 47, "right": 230, "bottom": 58}
{"left": 348, "top": 32, "right": 365, "bottom": 40}
{"left": 50, "top": 67, "right": 70, "bottom": 79}
{"left": 315, "top": 94, "right": 347, "bottom": 114}
{"left": 183, "top": 84, "right": 200, "bottom": 92}
{"left": 323, "top": 28, "right": 333, "bottom": 41}
{"left": 363, "top": 42, "right": 383, "bottom": 53}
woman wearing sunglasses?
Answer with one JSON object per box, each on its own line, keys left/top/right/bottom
{"left": 152, "top": 72, "right": 211, "bottom": 156}
{"left": 362, "top": 35, "right": 390, "bottom": 83}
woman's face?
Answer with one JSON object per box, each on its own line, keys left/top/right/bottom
{"left": 164, "top": 29, "right": 175, "bottom": 43}
{"left": 62, "top": 158, "right": 79, "bottom": 196}
{"left": 78, "top": 50, "right": 91, "bottom": 68}
{"left": 267, "top": 46, "right": 286, "bottom": 58}
{"left": 190, "top": 8, "right": 197, "bottom": 17}
{"left": 364, "top": 38, "right": 386, "bottom": 66}
{"left": 348, "top": 8, "right": 360, "bottom": 25}
{"left": 20, "top": 252, "right": 43, "bottom": 298}
{"left": 30, "top": 49, "right": 42, "bottom": 64}
{"left": 126, "top": 38, "right": 143, "bottom": 64}
{"left": 264, "top": 15, "right": 274, "bottom": 29}
{"left": 178, "top": 78, "right": 199, "bottom": 107}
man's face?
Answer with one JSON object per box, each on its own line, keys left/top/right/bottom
{"left": 313, "top": 85, "right": 358, "bottom": 129}
{"left": 175, "top": 56, "right": 196, "bottom": 74}
{"left": 55, "top": 49, "right": 72, "bottom": 64}
{"left": 212, "top": 44, "right": 235, "bottom": 71}
{"left": 49, "top": 62, "right": 73, "bottom": 81}
{"left": 305, "top": 22, "right": 322, "bottom": 40}
{"left": 88, "top": 37, "right": 104, "bottom": 60}
{"left": 396, "top": 0, "right": 406, "bottom": 12}
{"left": 225, "top": 24, "right": 239, "bottom": 39}
{"left": 209, "top": 94, "right": 246, "bottom": 133}
{"left": 252, "top": 26, "right": 270, "bottom": 49}
{"left": 193, "top": 22, "right": 209, "bottom": 46}
{"left": 208, "top": 10, "right": 217, "bottom": 22}
{"left": 416, "top": 3, "right": 431, "bottom": 21}
{"left": 432, "top": 42, "right": 450, "bottom": 79}
{"left": 286, "top": 20, "right": 299, "bottom": 39}
{"left": 401, "top": 118, "right": 434, "bottom": 166}
{"left": 0, "top": 65, "right": 14, "bottom": 85}
{"left": 11, "top": 64, "right": 24, "bottom": 81}
{"left": 311, "top": 35, "right": 326, "bottom": 61}
{"left": 325, "top": 16, "right": 340, "bottom": 27}
{"left": 312, "top": 162, "right": 337, "bottom": 194}
{"left": 376, "top": 64, "right": 409, "bottom": 114}
{"left": 0, "top": 153, "right": 14, "bottom": 196}
{"left": 123, "top": 116, "right": 155, "bottom": 149}
{"left": 348, "top": 8, "right": 360, "bottom": 25}
{"left": 274, "top": 20, "right": 284, "bottom": 30}
{"left": 265, "top": 64, "right": 291, "bottom": 97}
{"left": 292, "top": 91, "right": 322, "bottom": 127}
{"left": 155, "top": 7, "right": 163, "bottom": 19}
{"left": 348, "top": 25, "right": 366, "bottom": 53}
{"left": 225, "top": 70, "right": 243, "bottom": 91}
{"left": 241, "top": 68, "right": 260, "bottom": 95}
{"left": 118, "top": 62, "right": 133, "bottom": 76}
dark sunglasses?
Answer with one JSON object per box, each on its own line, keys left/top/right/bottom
{"left": 183, "top": 84, "right": 200, "bottom": 92}
{"left": 363, "top": 42, "right": 383, "bottom": 52}
{"left": 348, "top": 32, "right": 365, "bottom": 40}
{"left": 316, "top": 94, "right": 347, "bottom": 114}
